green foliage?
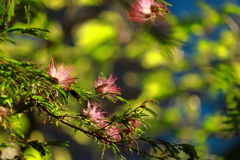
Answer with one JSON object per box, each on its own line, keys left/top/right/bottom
{"left": 0, "top": 56, "right": 198, "bottom": 159}
{"left": 178, "top": 144, "right": 199, "bottom": 160}
{"left": 0, "top": 0, "right": 15, "bottom": 31}
{"left": 3, "top": 27, "right": 49, "bottom": 39}
{"left": 0, "top": 27, "right": 49, "bottom": 45}
{"left": 1, "top": 0, "right": 240, "bottom": 160}
{"left": 156, "top": 0, "right": 172, "bottom": 6}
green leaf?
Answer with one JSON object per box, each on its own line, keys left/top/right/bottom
{"left": 143, "top": 106, "right": 158, "bottom": 120}
{"left": 0, "top": 142, "right": 17, "bottom": 148}
{"left": 138, "top": 119, "right": 151, "bottom": 130}
{"left": 179, "top": 144, "right": 199, "bottom": 159}
{"left": 15, "top": 140, "right": 27, "bottom": 147}
{"left": 156, "top": 0, "right": 172, "bottom": 6}
{"left": 47, "top": 141, "right": 69, "bottom": 147}
{"left": 140, "top": 137, "right": 163, "bottom": 153}
{"left": 0, "top": 94, "right": 13, "bottom": 103}
{"left": 0, "top": 37, "right": 16, "bottom": 44}
{"left": 28, "top": 140, "right": 51, "bottom": 157}
{"left": 14, "top": 130, "right": 25, "bottom": 139}
{"left": 115, "top": 96, "right": 130, "bottom": 106}
{"left": 24, "top": 5, "right": 31, "bottom": 26}
{"left": 109, "top": 144, "right": 125, "bottom": 160}
{"left": 99, "top": 72, "right": 107, "bottom": 79}
{"left": 69, "top": 89, "right": 81, "bottom": 102}
{"left": 224, "top": 3, "right": 240, "bottom": 15}
{"left": 123, "top": 106, "right": 132, "bottom": 115}
{"left": 14, "top": 103, "right": 34, "bottom": 114}
{"left": 4, "top": 27, "right": 50, "bottom": 40}
{"left": 157, "top": 140, "right": 180, "bottom": 160}
{"left": 32, "top": 95, "right": 47, "bottom": 101}
{"left": 8, "top": 0, "right": 15, "bottom": 22}
{"left": 25, "top": 154, "right": 36, "bottom": 159}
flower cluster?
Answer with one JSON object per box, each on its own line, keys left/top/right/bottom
{"left": 127, "top": 0, "right": 170, "bottom": 24}
{"left": 94, "top": 74, "right": 121, "bottom": 102}
{"left": 82, "top": 101, "right": 141, "bottom": 142}
{"left": 47, "top": 60, "right": 141, "bottom": 142}
{"left": 82, "top": 101, "right": 121, "bottom": 141}
{"left": 47, "top": 58, "right": 74, "bottom": 91}
{"left": 128, "top": 118, "right": 142, "bottom": 134}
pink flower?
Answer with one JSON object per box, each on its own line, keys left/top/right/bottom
{"left": 47, "top": 58, "right": 74, "bottom": 91}
{"left": 94, "top": 74, "right": 121, "bottom": 101}
{"left": 96, "top": 124, "right": 122, "bottom": 143}
{"left": 125, "top": 119, "right": 142, "bottom": 135}
{"left": 129, "top": 118, "right": 142, "bottom": 128}
{"left": 82, "top": 101, "right": 107, "bottom": 124}
{"left": 127, "top": 0, "right": 170, "bottom": 24}
{"left": 82, "top": 102, "right": 121, "bottom": 141}
{"left": 105, "top": 125, "right": 121, "bottom": 142}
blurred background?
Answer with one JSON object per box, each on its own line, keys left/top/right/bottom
{"left": 1, "top": 0, "right": 240, "bottom": 159}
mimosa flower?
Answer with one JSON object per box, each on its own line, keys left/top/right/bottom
{"left": 47, "top": 58, "right": 74, "bottom": 91}
{"left": 94, "top": 74, "right": 121, "bottom": 101}
{"left": 129, "top": 119, "right": 142, "bottom": 132}
{"left": 129, "top": 118, "right": 142, "bottom": 128}
{"left": 82, "top": 102, "right": 121, "bottom": 141}
{"left": 124, "top": 119, "right": 142, "bottom": 135}
{"left": 82, "top": 102, "right": 106, "bottom": 124}
{"left": 127, "top": 0, "right": 170, "bottom": 24}
{"left": 105, "top": 125, "right": 122, "bottom": 141}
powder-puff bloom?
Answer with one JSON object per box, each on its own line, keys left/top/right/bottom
{"left": 47, "top": 58, "right": 74, "bottom": 91}
{"left": 82, "top": 102, "right": 121, "bottom": 141}
{"left": 124, "top": 119, "right": 142, "bottom": 135}
{"left": 105, "top": 125, "right": 122, "bottom": 142}
{"left": 94, "top": 74, "right": 121, "bottom": 102}
{"left": 130, "top": 119, "right": 142, "bottom": 131}
{"left": 129, "top": 118, "right": 142, "bottom": 128}
{"left": 95, "top": 124, "right": 122, "bottom": 143}
{"left": 127, "top": 0, "right": 170, "bottom": 25}
{"left": 82, "top": 101, "right": 107, "bottom": 124}
{"left": 99, "top": 122, "right": 121, "bottom": 142}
